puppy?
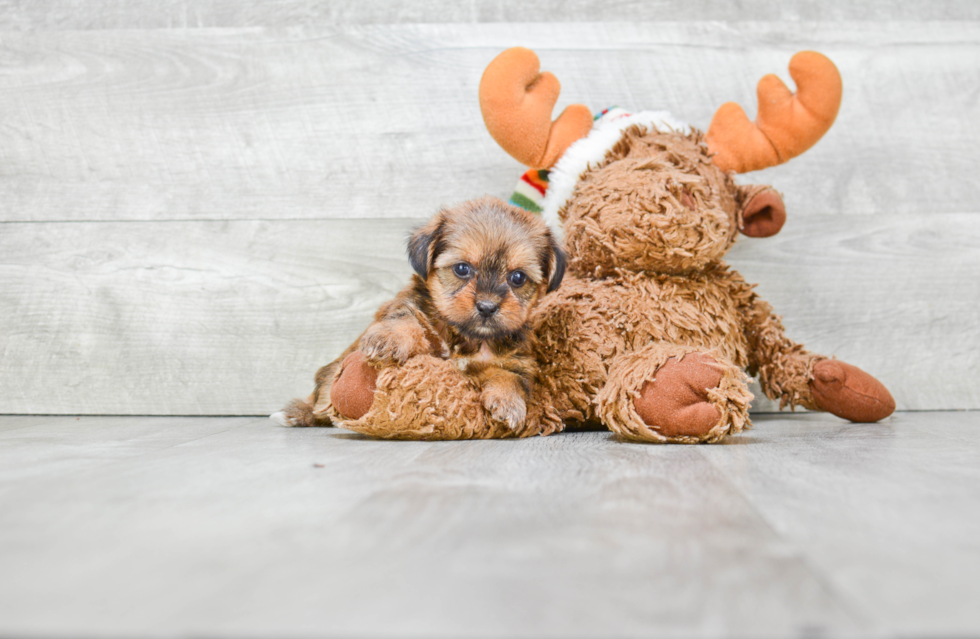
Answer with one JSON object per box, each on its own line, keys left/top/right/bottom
{"left": 274, "top": 196, "right": 565, "bottom": 431}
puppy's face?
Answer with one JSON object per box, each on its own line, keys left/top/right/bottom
{"left": 408, "top": 197, "right": 565, "bottom": 341}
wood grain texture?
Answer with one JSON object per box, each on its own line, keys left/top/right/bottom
{"left": 703, "top": 412, "right": 980, "bottom": 635}
{"left": 1, "top": 213, "right": 976, "bottom": 415}
{"left": 1, "top": 413, "right": 978, "bottom": 636}
{"left": 0, "top": 218, "right": 417, "bottom": 414}
{"left": 1, "top": 19, "right": 977, "bottom": 414}
{"left": 0, "top": 1, "right": 977, "bottom": 29}
{"left": 728, "top": 211, "right": 980, "bottom": 413}
{"left": 0, "top": 22, "right": 978, "bottom": 222}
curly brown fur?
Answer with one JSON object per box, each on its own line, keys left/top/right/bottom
{"left": 531, "top": 125, "right": 829, "bottom": 442}
{"left": 560, "top": 126, "right": 740, "bottom": 277}
{"left": 275, "top": 196, "right": 564, "bottom": 432}
{"left": 339, "top": 354, "right": 564, "bottom": 440}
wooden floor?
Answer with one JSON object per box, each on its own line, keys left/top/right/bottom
{"left": 1, "top": 412, "right": 978, "bottom": 638}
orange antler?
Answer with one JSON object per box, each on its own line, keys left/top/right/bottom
{"left": 705, "top": 51, "right": 842, "bottom": 173}
{"left": 479, "top": 47, "right": 593, "bottom": 169}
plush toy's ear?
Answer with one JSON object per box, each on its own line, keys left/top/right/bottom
{"left": 738, "top": 186, "right": 786, "bottom": 238}
{"left": 407, "top": 215, "right": 445, "bottom": 280}
{"left": 479, "top": 47, "right": 593, "bottom": 169}
{"left": 705, "top": 51, "right": 842, "bottom": 173}
{"left": 546, "top": 236, "right": 566, "bottom": 293}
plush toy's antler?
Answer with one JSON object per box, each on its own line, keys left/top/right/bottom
{"left": 479, "top": 47, "right": 594, "bottom": 169}
{"left": 705, "top": 51, "right": 842, "bottom": 173}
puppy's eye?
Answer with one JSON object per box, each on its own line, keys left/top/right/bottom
{"left": 452, "top": 263, "right": 472, "bottom": 278}
{"left": 508, "top": 270, "right": 527, "bottom": 288}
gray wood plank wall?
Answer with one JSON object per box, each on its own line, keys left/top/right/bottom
{"left": 1, "top": 5, "right": 978, "bottom": 414}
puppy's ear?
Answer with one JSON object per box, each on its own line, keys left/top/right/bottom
{"left": 407, "top": 214, "right": 445, "bottom": 280}
{"left": 545, "top": 235, "right": 566, "bottom": 293}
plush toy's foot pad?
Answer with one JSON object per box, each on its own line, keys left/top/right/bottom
{"left": 810, "top": 360, "right": 895, "bottom": 423}
{"left": 330, "top": 351, "right": 378, "bottom": 420}
{"left": 597, "top": 345, "right": 752, "bottom": 444}
{"left": 633, "top": 354, "right": 724, "bottom": 438}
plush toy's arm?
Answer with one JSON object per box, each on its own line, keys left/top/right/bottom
{"left": 326, "top": 351, "right": 563, "bottom": 440}
{"left": 741, "top": 295, "right": 823, "bottom": 410}
{"left": 740, "top": 293, "right": 896, "bottom": 421}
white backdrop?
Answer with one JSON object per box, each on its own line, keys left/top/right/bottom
{"left": 1, "top": 3, "right": 977, "bottom": 414}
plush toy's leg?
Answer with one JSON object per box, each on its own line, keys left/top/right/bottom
{"left": 596, "top": 343, "right": 752, "bottom": 444}
{"left": 329, "top": 353, "right": 563, "bottom": 440}
{"left": 742, "top": 297, "right": 895, "bottom": 422}
{"left": 809, "top": 359, "right": 895, "bottom": 422}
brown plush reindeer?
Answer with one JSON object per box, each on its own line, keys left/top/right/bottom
{"left": 315, "top": 47, "right": 895, "bottom": 443}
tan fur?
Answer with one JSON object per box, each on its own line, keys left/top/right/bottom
{"left": 336, "top": 354, "right": 563, "bottom": 440}
{"left": 528, "top": 126, "right": 824, "bottom": 442}
{"left": 279, "top": 196, "right": 564, "bottom": 433}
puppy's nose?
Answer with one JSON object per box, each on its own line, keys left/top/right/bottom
{"left": 475, "top": 300, "right": 499, "bottom": 318}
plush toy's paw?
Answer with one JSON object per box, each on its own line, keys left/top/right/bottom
{"left": 481, "top": 387, "right": 527, "bottom": 431}
{"left": 810, "top": 360, "right": 895, "bottom": 423}
{"left": 359, "top": 321, "right": 428, "bottom": 365}
{"left": 330, "top": 351, "right": 378, "bottom": 420}
{"left": 633, "top": 354, "right": 724, "bottom": 438}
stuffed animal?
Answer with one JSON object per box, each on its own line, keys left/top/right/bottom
{"left": 315, "top": 47, "right": 895, "bottom": 443}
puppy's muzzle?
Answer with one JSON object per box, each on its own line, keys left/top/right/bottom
{"left": 475, "top": 300, "right": 500, "bottom": 318}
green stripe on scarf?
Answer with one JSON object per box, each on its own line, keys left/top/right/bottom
{"left": 510, "top": 192, "right": 543, "bottom": 213}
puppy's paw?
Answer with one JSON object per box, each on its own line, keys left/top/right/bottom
{"left": 481, "top": 388, "right": 527, "bottom": 431}
{"left": 359, "top": 321, "right": 428, "bottom": 365}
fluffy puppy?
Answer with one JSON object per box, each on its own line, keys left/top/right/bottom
{"left": 274, "top": 196, "right": 565, "bottom": 431}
